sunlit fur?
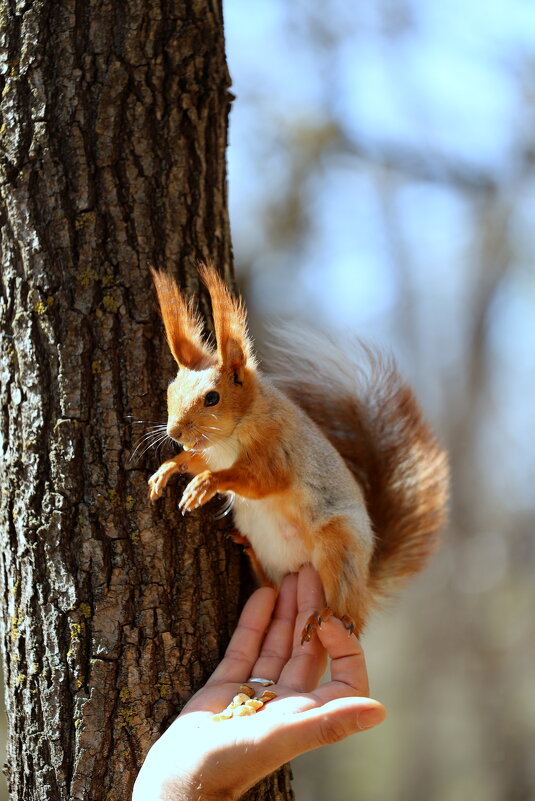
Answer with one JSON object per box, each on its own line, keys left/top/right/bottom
{"left": 151, "top": 268, "right": 215, "bottom": 369}
{"left": 198, "top": 263, "right": 257, "bottom": 371}
{"left": 149, "top": 266, "right": 449, "bottom": 634}
{"left": 268, "top": 323, "right": 450, "bottom": 597}
{"left": 166, "top": 363, "right": 256, "bottom": 449}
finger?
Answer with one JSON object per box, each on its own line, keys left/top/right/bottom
{"left": 181, "top": 683, "right": 244, "bottom": 714}
{"left": 296, "top": 564, "right": 325, "bottom": 627}
{"left": 255, "top": 698, "right": 386, "bottom": 772}
{"left": 278, "top": 565, "right": 327, "bottom": 692}
{"left": 206, "top": 586, "right": 277, "bottom": 685}
{"left": 313, "top": 616, "right": 370, "bottom": 699}
{"left": 251, "top": 573, "right": 298, "bottom": 682}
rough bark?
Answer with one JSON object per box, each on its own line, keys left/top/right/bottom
{"left": 0, "top": 2, "right": 292, "bottom": 800}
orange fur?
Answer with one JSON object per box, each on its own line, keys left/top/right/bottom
{"left": 198, "top": 264, "right": 256, "bottom": 372}
{"left": 149, "top": 265, "right": 449, "bottom": 636}
{"left": 313, "top": 517, "right": 372, "bottom": 635}
{"left": 272, "top": 340, "right": 449, "bottom": 597}
{"left": 209, "top": 419, "right": 293, "bottom": 499}
{"left": 151, "top": 268, "right": 215, "bottom": 369}
{"left": 148, "top": 450, "right": 209, "bottom": 502}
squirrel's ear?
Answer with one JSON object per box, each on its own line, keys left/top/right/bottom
{"left": 151, "top": 268, "right": 215, "bottom": 370}
{"left": 198, "top": 263, "right": 255, "bottom": 378}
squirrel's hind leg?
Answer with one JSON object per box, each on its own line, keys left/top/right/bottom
{"left": 230, "top": 531, "right": 277, "bottom": 589}
{"left": 301, "top": 516, "right": 372, "bottom": 645}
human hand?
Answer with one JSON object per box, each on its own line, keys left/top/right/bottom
{"left": 133, "top": 565, "right": 386, "bottom": 801}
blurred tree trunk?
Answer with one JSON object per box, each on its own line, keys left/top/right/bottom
{"left": 0, "top": 2, "right": 293, "bottom": 800}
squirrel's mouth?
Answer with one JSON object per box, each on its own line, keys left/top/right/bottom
{"left": 181, "top": 438, "right": 202, "bottom": 452}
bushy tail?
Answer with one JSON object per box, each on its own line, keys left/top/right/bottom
{"left": 268, "top": 324, "right": 449, "bottom": 598}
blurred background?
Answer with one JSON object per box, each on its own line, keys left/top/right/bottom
{"left": 225, "top": 0, "right": 535, "bottom": 800}
{"left": 2, "top": 1, "right": 534, "bottom": 799}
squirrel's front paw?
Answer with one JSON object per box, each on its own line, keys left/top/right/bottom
{"left": 148, "top": 461, "right": 184, "bottom": 501}
{"left": 148, "top": 467, "right": 170, "bottom": 501}
{"left": 179, "top": 471, "right": 217, "bottom": 513}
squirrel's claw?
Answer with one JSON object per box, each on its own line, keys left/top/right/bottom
{"left": 340, "top": 614, "right": 355, "bottom": 637}
{"left": 300, "top": 607, "right": 334, "bottom": 646}
{"left": 300, "top": 608, "right": 356, "bottom": 645}
{"left": 179, "top": 471, "right": 217, "bottom": 513}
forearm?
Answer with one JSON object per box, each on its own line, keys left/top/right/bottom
{"left": 151, "top": 776, "right": 234, "bottom": 801}
{"left": 213, "top": 464, "right": 289, "bottom": 499}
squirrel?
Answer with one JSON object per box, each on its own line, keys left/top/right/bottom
{"left": 148, "top": 265, "right": 449, "bottom": 642}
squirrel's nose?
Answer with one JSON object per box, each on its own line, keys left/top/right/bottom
{"left": 167, "top": 424, "right": 182, "bottom": 442}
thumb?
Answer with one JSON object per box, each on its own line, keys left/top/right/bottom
{"left": 261, "top": 698, "right": 386, "bottom": 766}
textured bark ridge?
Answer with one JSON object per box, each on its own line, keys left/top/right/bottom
{"left": 0, "top": 2, "right": 292, "bottom": 800}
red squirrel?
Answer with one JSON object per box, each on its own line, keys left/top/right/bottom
{"left": 148, "top": 265, "right": 449, "bottom": 642}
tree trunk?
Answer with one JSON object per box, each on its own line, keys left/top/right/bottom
{"left": 0, "top": 2, "right": 292, "bottom": 800}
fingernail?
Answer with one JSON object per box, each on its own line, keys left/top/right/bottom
{"left": 358, "top": 706, "right": 386, "bottom": 730}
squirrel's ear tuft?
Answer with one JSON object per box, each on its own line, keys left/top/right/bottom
{"left": 150, "top": 268, "right": 215, "bottom": 370}
{"left": 198, "top": 263, "right": 256, "bottom": 377}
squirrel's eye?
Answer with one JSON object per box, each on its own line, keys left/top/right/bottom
{"left": 204, "top": 391, "right": 220, "bottom": 407}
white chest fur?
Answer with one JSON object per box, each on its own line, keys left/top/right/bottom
{"left": 232, "top": 497, "right": 310, "bottom": 585}
{"left": 204, "top": 437, "right": 311, "bottom": 585}
{"left": 204, "top": 436, "right": 241, "bottom": 471}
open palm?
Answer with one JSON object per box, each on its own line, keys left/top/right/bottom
{"left": 134, "top": 566, "right": 386, "bottom": 801}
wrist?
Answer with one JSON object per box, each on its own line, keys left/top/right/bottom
{"left": 159, "top": 775, "right": 235, "bottom": 801}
